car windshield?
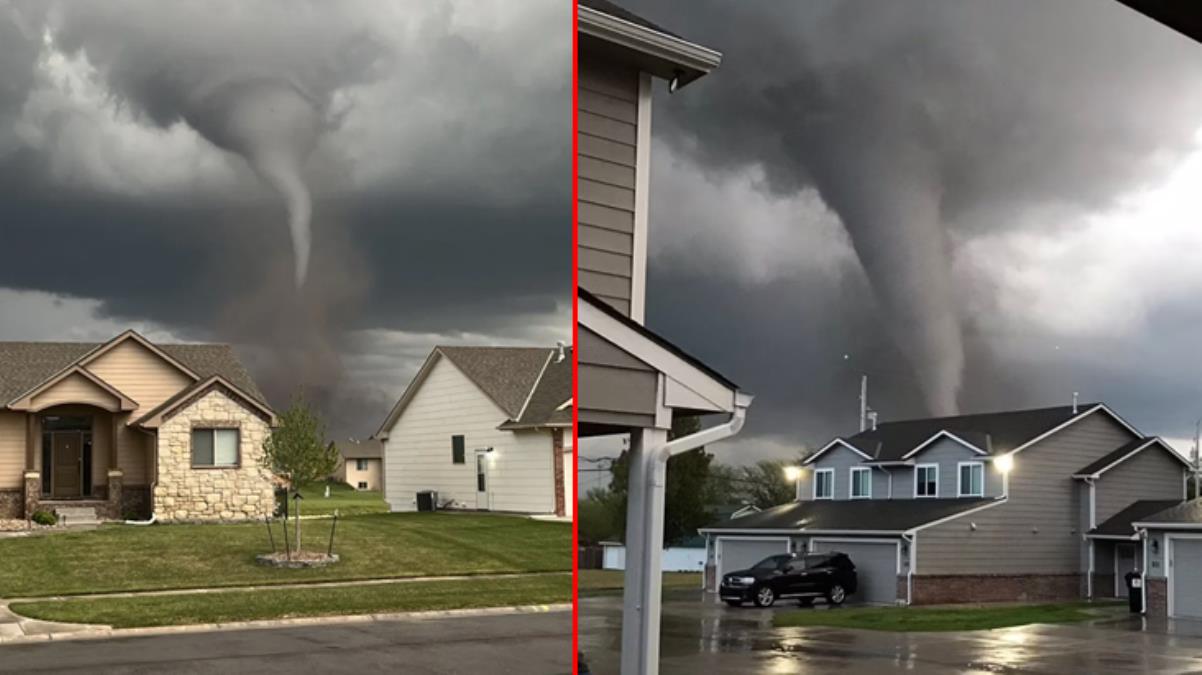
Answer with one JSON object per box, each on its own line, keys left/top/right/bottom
{"left": 751, "top": 554, "right": 793, "bottom": 570}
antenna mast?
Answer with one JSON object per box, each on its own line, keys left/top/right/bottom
{"left": 859, "top": 375, "right": 868, "bottom": 432}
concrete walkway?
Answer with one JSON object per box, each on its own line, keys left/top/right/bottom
{"left": 0, "top": 570, "right": 570, "bottom": 643}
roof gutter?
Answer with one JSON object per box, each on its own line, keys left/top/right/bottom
{"left": 578, "top": 5, "right": 722, "bottom": 89}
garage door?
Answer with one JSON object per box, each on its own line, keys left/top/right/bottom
{"left": 812, "top": 540, "right": 898, "bottom": 605}
{"left": 1172, "top": 539, "right": 1202, "bottom": 619}
{"left": 716, "top": 538, "right": 790, "bottom": 590}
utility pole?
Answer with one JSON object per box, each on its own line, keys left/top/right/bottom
{"left": 859, "top": 374, "right": 868, "bottom": 432}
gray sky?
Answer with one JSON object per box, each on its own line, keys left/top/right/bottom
{"left": 0, "top": 1, "right": 570, "bottom": 438}
{"left": 583, "top": 0, "right": 1202, "bottom": 491}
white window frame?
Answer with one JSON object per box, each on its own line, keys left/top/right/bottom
{"left": 914, "top": 464, "right": 939, "bottom": 498}
{"left": 813, "top": 468, "right": 835, "bottom": 500}
{"left": 849, "top": 467, "right": 872, "bottom": 499}
{"left": 957, "top": 461, "right": 984, "bottom": 497}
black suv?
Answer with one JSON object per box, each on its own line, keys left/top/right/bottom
{"left": 720, "top": 552, "right": 857, "bottom": 608}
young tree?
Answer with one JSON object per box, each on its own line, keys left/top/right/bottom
{"left": 735, "top": 460, "right": 796, "bottom": 509}
{"left": 261, "top": 395, "right": 338, "bottom": 552}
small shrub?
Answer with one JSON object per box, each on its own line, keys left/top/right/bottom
{"left": 31, "top": 510, "right": 57, "bottom": 526}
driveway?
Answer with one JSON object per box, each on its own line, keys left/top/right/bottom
{"left": 580, "top": 591, "right": 1202, "bottom": 674}
{"left": 0, "top": 609, "right": 571, "bottom": 674}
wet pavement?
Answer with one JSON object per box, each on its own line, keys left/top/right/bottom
{"left": 579, "top": 591, "right": 1202, "bottom": 674}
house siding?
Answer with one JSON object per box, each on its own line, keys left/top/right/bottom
{"left": 897, "top": 439, "right": 999, "bottom": 499}
{"left": 382, "top": 355, "right": 556, "bottom": 514}
{"left": 1095, "top": 449, "right": 1186, "bottom": 524}
{"left": 29, "top": 373, "right": 120, "bottom": 411}
{"left": 0, "top": 412, "right": 24, "bottom": 489}
{"left": 340, "top": 458, "right": 382, "bottom": 491}
{"left": 918, "top": 412, "right": 1135, "bottom": 575}
{"left": 87, "top": 340, "right": 194, "bottom": 487}
{"left": 801, "top": 445, "right": 882, "bottom": 500}
{"left": 578, "top": 326, "right": 658, "bottom": 428}
{"left": 578, "top": 59, "right": 639, "bottom": 317}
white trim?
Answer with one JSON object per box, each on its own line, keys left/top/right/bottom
{"left": 578, "top": 298, "right": 738, "bottom": 413}
{"left": 813, "top": 468, "right": 834, "bottom": 500}
{"left": 956, "top": 461, "right": 985, "bottom": 498}
{"left": 713, "top": 535, "right": 790, "bottom": 591}
{"left": 699, "top": 528, "right": 908, "bottom": 536}
{"left": 803, "top": 438, "right": 872, "bottom": 464}
{"left": 901, "top": 430, "right": 988, "bottom": 460}
{"left": 1088, "top": 479, "right": 1097, "bottom": 530}
{"left": 1133, "top": 522, "right": 1202, "bottom": 530}
{"left": 577, "top": 6, "right": 722, "bottom": 82}
{"left": 1006, "top": 404, "right": 1142, "bottom": 458}
{"left": 1141, "top": 531, "right": 1148, "bottom": 615}
{"left": 1087, "top": 538, "right": 1095, "bottom": 599}
{"left": 849, "top": 467, "right": 872, "bottom": 500}
{"left": 512, "top": 352, "right": 554, "bottom": 424}
{"left": 629, "top": 72, "right": 651, "bottom": 324}
{"left": 1086, "top": 533, "right": 1140, "bottom": 541}
{"left": 914, "top": 463, "right": 939, "bottom": 498}
{"left": 1165, "top": 533, "right": 1202, "bottom": 619}
{"left": 905, "top": 497, "right": 1009, "bottom": 534}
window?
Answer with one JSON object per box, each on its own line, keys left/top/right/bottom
{"left": 192, "top": 428, "right": 239, "bottom": 467}
{"left": 355, "top": 459, "right": 369, "bottom": 471}
{"left": 813, "top": 468, "right": 834, "bottom": 499}
{"left": 958, "top": 462, "right": 984, "bottom": 497}
{"left": 357, "top": 481, "right": 368, "bottom": 490}
{"left": 915, "top": 464, "right": 938, "bottom": 497}
{"left": 850, "top": 467, "right": 872, "bottom": 499}
{"left": 452, "top": 435, "right": 465, "bottom": 464}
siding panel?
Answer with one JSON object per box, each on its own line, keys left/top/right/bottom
{"left": 579, "top": 270, "right": 630, "bottom": 300}
{"left": 579, "top": 88, "right": 638, "bottom": 123}
{"left": 579, "top": 156, "right": 636, "bottom": 188}
{"left": 1095, "top": 449, "right": 1185, "bottom": 524}
{"left": 0, "top": 412, "right": 24, "bottom": 489}
{"left": 580, "top": 247, "right": 633, "bottom": 277}
{"left": 579, "top": 224, "right": 633, "bottom": 256}
{"left": 579, "top": 202, "right": 634, "bottom": 234}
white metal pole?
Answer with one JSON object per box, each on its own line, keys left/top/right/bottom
{"left": 1194, "top": 419, "right": 1200, "bottom": 500}
{"left": 620, "top": 428, "right": 669, "bottom": 675}
{"left": 859, "top": 374, "right": 868, "bottom": 432}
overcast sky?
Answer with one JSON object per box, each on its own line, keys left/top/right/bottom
{"left": 0, "top": 1, "right": 570, "bottom": 438}
{"left": 584, "top": 0, "right": 1202, "bottom": 491}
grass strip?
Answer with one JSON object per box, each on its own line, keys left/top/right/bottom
{"left": 773, "top": 601, "right": 1123, "bottom": 632}
{"left": 11, "top": 574, "right": 571, "bottom": 628}
{"left": 577, "top": 569, "right": 701, "bottom": 596}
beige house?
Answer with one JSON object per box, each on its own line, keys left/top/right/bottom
{"left": 0, "top": 330, "right": 277, "bottom": 522}
{"left": 335, "top": 438, "right": 383, "bottom": 491}
{"left": 377, "top": 345, "right": 572, "bottom": 516}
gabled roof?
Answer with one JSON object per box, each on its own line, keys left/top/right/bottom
{"left": 1072, "top": 437, "right": 1191, "bottom": 479}
{"left": 376, "top": 345, "right": 563, "bottom": 437}
{"left": 836, "top": 403, "right": 1134, "bottom": 463}
{"left": 498, "top": 347, "right": 572, "bottom": 429}
{"left": 133, "top": 375, "right": 276, "bottom": 428}
{"left": 802, "top": 438, "right": 872, "bottom": 465}
{"left": 1133, "top": 498, "right": 1202, "bottom": 529}
{"left": 0, "top": 332, "right": 268, "bottom": 407}
{"left": 579, "top": 0, "right": 675, "bottom": 37}
{"left": 699, "top": 498, "right": 997, "bottom": 535}
{"left": 337, "top": 438, "right": 383, "bottom": 460}
{"left": 8, "top": 366, "right": 138, "bottom": 412}
{"left": 1089, "top": 500, "right": 1183, "bottom": 538}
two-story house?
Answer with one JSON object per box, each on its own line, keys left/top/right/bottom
{"left": 700, "top": 403, "right": 1191, "bottom": 605}
{"left": 576, "top": 1, "right": 752, "bottom": 670}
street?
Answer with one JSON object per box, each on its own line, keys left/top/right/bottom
{"left": 0, "top": 610, "right": 572, "bottom": 674}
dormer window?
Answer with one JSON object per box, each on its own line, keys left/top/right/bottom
{"left": 915, "top": 464, "right": 939, "bottom": 498}
{"left": 814, "top": 468, "right": 834, "bottom": 500}
{"left": 958, "top": 462, "right": 984, "bottom": 497}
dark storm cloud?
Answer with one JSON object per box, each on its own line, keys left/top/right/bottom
{"left": 0, "top": 1, "right": 569, "bottom": 437}
{"left": 620, "top": 0, "right": 1202, "bottom": 453}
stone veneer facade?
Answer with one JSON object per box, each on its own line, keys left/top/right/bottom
{"left": 153, "top": 389, "right": 275, "bottom": 522}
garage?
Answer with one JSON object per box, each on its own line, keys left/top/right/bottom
{"left": 715, "top": 537, "right": 790, "bottom": 585}
{"left": 811, "top": 539, "right": 899, "bottom": 605}
{"left": 1171, "top": 538, "right": 1202, "bottom": 620}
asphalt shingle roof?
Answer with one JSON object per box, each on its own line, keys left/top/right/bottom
{"left": 1074, "top": 438, "right": 1158, "bottom": 477}
{"left": 499, "top": 347, "right": 571, "bottom": 428}
{"left": 438, "top": 347, "right": 553, "bottom": 420}
{"left": 1090, "top": 500, "right": 1183, "bottom": 537}
{"left": 0, "top": 340, "right": 266, "bottom": 405}
{"left": 699, "top": 498, "right": 995, "bottom": 533}
{"left": 578, "top": 0, "right": 678, "bottom": 37}
{"left": 843, "top": 404, "right": 1099, "bottom": 462}
{"left": 1134, "top": 498, "right": 1202, "bottom": 527}
{"left": 336, "top": 438, "right": 383, "bottom": 460}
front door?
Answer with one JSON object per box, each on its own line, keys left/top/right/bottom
{"left": 1116, "top": 544, "right": 1137, "bottom": 598}
{"left": 475, "top": 452, "right": 490, "bottom": 510}
{"left": 52, "top": 431, "right": 83, "bottom": 498}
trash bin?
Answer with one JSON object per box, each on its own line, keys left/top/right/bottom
{"left": 1125, "top": 572, "right": 1143, "bottom": 613}
{"left": 417, "top": 490, "right": 438, "bottom": 512}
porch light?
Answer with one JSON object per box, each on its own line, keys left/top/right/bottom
{"left": 783, "top": 465, "right": 802, "bottom": 482}
{"left": 995, "top": 454, "right": 1014, "bottom": 474}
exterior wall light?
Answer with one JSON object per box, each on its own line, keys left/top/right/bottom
{"left": 783, "top": 465, "right": 802, "bottom": 482}
{"left": 995, "top": 454, "right": 1014, "bottom": 474}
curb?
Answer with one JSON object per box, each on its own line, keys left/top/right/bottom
{"left": 0, "top": 603, "right": 571, "bottom": 645}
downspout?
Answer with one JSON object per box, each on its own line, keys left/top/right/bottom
{"left": 902, "top": 532, "right": 915, "bottom": 605}
{"left": 1140, "top": 529, "right": 1148, "bottom": 615}
{"left": 1084, "top": 477, "right": 1097, "bottom": 599}
{"left": 621, "top": 393, "right": 752, "bottom": 675}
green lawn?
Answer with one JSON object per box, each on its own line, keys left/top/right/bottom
{"left": 578, "top": 569, "right": 701, "bottom": 596}
{"left": 0, "top": 513, "right": 569, "bottom": 598}
{"left": 773, "top": 601, "right": 1123, "bottom": 632}
{"left": 11, "top": 574, "right": 571, "bottom": 628}
{"left": 295, "top": 481, "right": 387, "bottom": 516}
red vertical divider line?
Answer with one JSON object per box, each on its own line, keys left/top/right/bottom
{"left": 570, "top": 1, "right": 580, "bottom": 672}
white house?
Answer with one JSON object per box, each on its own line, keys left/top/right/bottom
{"left": 376, "top": 345, "right": 571, "bottom": 516}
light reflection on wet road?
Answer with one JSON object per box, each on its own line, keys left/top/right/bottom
{"left": 579, "top": 591, "right": 1202, "bottom": 674}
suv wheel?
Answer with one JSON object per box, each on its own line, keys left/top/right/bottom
{"left": 826, "top": 584, "right": 846, "bottom": 606}
{"left": 754, "top": 586, "right": 776, "bottom": 608}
